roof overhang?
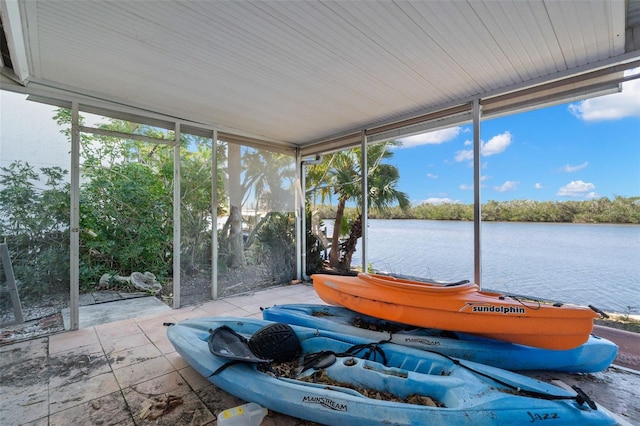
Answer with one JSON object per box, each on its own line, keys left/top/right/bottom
{"left": 1, "top": 0, "right": 639, "bottom": 156}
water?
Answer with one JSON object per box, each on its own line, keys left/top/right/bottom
{"left": 323, "top": 219, "right": 640, "bottom": 314}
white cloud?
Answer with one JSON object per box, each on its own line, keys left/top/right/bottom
{"left": 459, "top": 176, "right": 488, "bottom": 191}
{"left": 556, "top": 180, "right": 596, "bottom": 197}
{"left": 399, "top": 127, "right": 461, "bottom": 148}
{"left": 454, "top": 131, "right": 512, "bottom": 162}
{"left": 455, "top": 149, "right": 473, "bottom": 162}
{"left": 534, "top": 183, "right": 543, "bottom": 189}
{"left": 568, "top": 69, "right": 640, "bottom": 121}
{"left": 422, "top": 197, "right": 461, "bottom": 204}
{"left": 482, "top": 132, "right": 512, "bottom": 156}
{"left": 426, "top": 173, "right": 438, "bottom": 179}
{"left": 561, "top": 162, "right": 588, "bottom": 172}
{"left": 494, "top": 180, "right": 519, "bottom": 192}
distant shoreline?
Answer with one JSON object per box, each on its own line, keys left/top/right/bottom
{"left": 595, "top": 314, "right": 640, "bottom": 334}
{"left": 314, "top": 196, "right": 640, "bottom": 224}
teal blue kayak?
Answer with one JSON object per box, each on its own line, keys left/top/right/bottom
{"left": 262, "top": 304, "right": 618, "bottom": 373}
{"left": 167, "top": 317, "right": 617, "bottom": 425}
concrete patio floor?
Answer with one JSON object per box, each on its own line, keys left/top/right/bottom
{"left": 1, "top": 282, "right": 638, "bottom": 425}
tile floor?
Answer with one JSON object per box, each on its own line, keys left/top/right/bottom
{"left": 2, "top": 282, "right": 638, "bottom": 425}
{"left": 0, "top": 283, "right": 324, "bottom": 426}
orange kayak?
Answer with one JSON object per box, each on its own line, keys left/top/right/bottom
{"left": 311, "top": 273, "right": 601, "bottom": 350}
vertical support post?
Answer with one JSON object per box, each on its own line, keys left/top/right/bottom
{"left": 472, "top": 99, "right": 482, "bottom": 288}
{"left": 298, "top": 154, "right": 322, "bottom": 280}
{"left": 1, "top": 242, "right": 23, "bottom": 324}
{"left": 212, "top": 130, "right": 219, "bottom": 300}
{"left": 70, "top": 102, "right": 80, "bottom": 329}
{"left": 296, "top": 148, "right": 303, "bottom": 281}
{"left": 361, "top": 131, "right": 368, "bottom": 273}
{"left": 172, "top": 123, "right": 181, "bottom": 308}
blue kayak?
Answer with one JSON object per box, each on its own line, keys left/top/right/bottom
{"left": 262, "top": 304, "right": 618, "bottom": 373}
{"left": 167, "top": 317, "right": 616, "bottom": 425}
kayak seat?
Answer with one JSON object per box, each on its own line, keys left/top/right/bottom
{"left": 249, "top": 322, "right": 302, "bottom": 362}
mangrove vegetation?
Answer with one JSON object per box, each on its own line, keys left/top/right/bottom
{"left": 314, "top": 196, "right": 640, "bottom": 224}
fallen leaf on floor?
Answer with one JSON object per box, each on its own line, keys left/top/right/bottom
{"left": 138, "top": 394, "right": 184, "bottom": 420}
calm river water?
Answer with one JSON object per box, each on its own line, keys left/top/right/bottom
{"left": 325, "top": 219, "right": 640, "bottom": 314}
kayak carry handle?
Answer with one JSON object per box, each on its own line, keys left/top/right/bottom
{"left": 445, "top": 280, "right": 471, "bottom": 287}
{"left": 588, "top": 305, "right": 609, "bottom": 319}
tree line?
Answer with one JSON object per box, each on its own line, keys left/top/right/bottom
{"left": 313, "top": 196, "right": 640, "bottom": 224}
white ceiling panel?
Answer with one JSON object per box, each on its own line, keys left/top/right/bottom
{"left": 0, "top": 0, "right": 637, "bottom": 151}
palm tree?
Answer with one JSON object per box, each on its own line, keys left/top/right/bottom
{"left": 220, "top": 145, "right": 296, "bottom": 268}
{"left": 308, "top": 141, "right": 410, "bottom": 272}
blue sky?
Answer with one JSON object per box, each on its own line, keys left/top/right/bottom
{"left": 392, "top": 70, "right": 640, "bottom": 205}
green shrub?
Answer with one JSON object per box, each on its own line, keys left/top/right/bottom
{"left": 254, "top": 213, "right": 296, "bottom": 284}
{"left": 79, "top": 162, "right": 173, "bottom": 285}
{"left": 0, "top": 162, "right": 70, "bottom": 301}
